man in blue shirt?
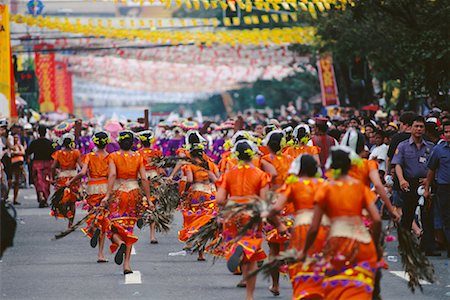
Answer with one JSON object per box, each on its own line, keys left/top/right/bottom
{"left": 425, "top": 121, "right": 450, "bottom": 257}
{"left": 392, "top": 116, "right": 437, "bottom": 255}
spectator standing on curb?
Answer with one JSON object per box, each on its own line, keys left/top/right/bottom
{"left": 424, "top": 121, "right": 450, "bottom": 258}
{"left": 392, "top": 116, "right": 438, "bottom": 256}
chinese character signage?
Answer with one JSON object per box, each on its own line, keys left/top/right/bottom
{"left": 317, "top": 54, "right": 339, "bottom": 107}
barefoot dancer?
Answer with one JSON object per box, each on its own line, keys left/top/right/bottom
{"left": 68, "top": 131, "right": 111, "bottom": 262}
{"left": 51, "top": 133, "right": 81, "bottom": 227}
{"left": 216, "top": 140, "right": 270, "bottom": 300}
{"left": 101, "top": 131, "right": 154, "bottom": 275}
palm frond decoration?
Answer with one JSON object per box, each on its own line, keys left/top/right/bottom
{"left": 397, "top": 224, "right": 436, "bottom": 292}
{"left": 155, "top": 179, "right": 180, "bottom": 213}
{"left": 220, "top": 195, "right": 272, "bottom": 242}
{"left": 150, "top": 156, "right": 193, "bottom": 169}
{"left": 248, "top": 249, "right": 298, "bottom": 278}
{"left": 52, "top": 209, "right": 99, "bottom": 240}
{"left": 139, "top": 208, "right": 173, "bottom": 233}
{"left": 49, "top": 187, "right": 69, "bottom": 218}
{"left": 185, "top": 217, "right": 221, "bottom": 253}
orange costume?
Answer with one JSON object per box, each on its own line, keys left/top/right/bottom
{"left": 139, "top": 148, "right": 164, "bottom": 204}
{"left": 80, "top": 152, "right": 110, "bottom": 238}
{"left": 139, "top": 148, "right": 163, "bottom": 180}
{"left": 348, "top": 159, "right": 378, "bottom": 187}
{"left": 107, "top": 151, "right": 145, "bottom": 253}
{"left": 278, "top": 177, "right": 329, "bottom": 300}
{"left": 218, "top": 151, "right": 263, "bottom": 173}
{"left": 283, "top": 145, "right": 320, "bottom": 159}
{"left": 178, "top": 160, "right": 218, "bottom": 242}
{"left": 216, "top": 165, "right": 270, "bottom": 263}
{"left": 51, "top": 149, "right": 81, "bottom": 218}
{"left": 315, "top": 180, "right": 378, "bottom": 300}
{"left": 261, "top": 153, "right": 294, "bottom": 246}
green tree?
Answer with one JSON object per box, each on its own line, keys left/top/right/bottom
{"left": 311, "top": 0, "right": 449, "bottom": 108}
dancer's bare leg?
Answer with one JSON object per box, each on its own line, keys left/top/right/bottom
{"left": 242, "top": 261, "right": 257, "bottom": 300}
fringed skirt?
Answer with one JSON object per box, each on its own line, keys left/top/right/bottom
{"left": 288, "top": 210, "right": 329, "bottom": 300}
{"left": 178, "top": 183, "right": 217, "bottom": 242}
{"left": 50, "top": 170, "right": 79, "bottom": 219}
{"left": 107, "top": 180, "right": 142, "bottom": 253}
{"left": 222, "top": 200, "right": 267, "bottom": 263}
{"left": 81, "top": 180, "right": 110, "bottom": 237}
{"left": 321, "top": 217, "right": 378, "bottom": 300}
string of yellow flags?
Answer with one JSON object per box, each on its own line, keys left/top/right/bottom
{"left": 92, "top": 0, "right": 353, "bottom": 18}
{"left": 11, "top": 14, "right": 316, "bottom": 46}
{"left": 10, "top": 14, "right": 300, "bottom": 30}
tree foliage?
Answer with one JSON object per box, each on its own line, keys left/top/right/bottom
{"left": 312, "top": 0, "right": 449, "bottom": 106}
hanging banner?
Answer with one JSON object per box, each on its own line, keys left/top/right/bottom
{"left": 34, "top": 43, "right": 57, "bottom": 112}
{"left": 55, "top": 61, "right": 74, "bottom": 114}
{"left": 317, "top": 54, "right": 339, "bottom": 107}
{"left": 0, "top": 4, "right": 17, "bottom": 118}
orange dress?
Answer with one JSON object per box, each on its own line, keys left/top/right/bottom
{"left": 315, "top": 180, "right": 378, "bottom": 300}
{"left": 216, "top": 164, "right": 270, "bottom": 262}
{"left": 51, "top": 149, "right": 81, "bottom": 218}
{"left": 80, "top": 152, "right": 110, "bottom": 238}
{"left": 261, "top": 153, "right": 294, "bottom": 246}
{"left": 178, "top": 160, "right": 218, "bottom": 242}
{"left": 283, "top": 145, "right": 320, "bottom": 159}
{"left": 278, "top": 177, "right": 328, "bottom": 300}
{"left": 107, "top": 151, "right": 145, "bottom": 253}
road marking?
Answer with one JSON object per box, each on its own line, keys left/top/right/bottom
{"left": 389, "top": 271, "right": 431, "bottom": 285}
{"left": 131, "top": 246, "right": 136, "bottom": 255}
{"left": 124, "top": 271, "right": 141, "bottom": 284}
{"left": 24, "top": 195, "right": 37, "bottom": 200}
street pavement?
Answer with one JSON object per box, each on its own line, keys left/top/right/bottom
{"left": 1, "top": 188, "right": 449, "bottom": 300}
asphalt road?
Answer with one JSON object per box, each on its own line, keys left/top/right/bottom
{"left": 1, "top": 188, "right": 449, "bottom": 300}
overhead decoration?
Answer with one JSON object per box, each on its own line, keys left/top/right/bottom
{"left": 65, "top": 54, "right": 300, "bottom": 94}
{"left": 11, "top": 15, "right": 316, "bottom": 46}
{"left": 11, "top": 13, "right": 302, "bottom": 30}
{"left": 83, "top": 0, "right": 353, "bottom": 18}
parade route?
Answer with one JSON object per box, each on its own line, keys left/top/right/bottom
{"left": 1, "top": 188, "right": 449, "bottom": 300}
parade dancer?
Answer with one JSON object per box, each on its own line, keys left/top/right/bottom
{"left": 260, "top": 130, "right": 293, "bottom": 296}
{"left": 178, "top": 132, "right": 219, "bottom": 261}
{"left": 300, "top": 148, "right": 382, "bottom": 300}
{"left": 101, "top": 131, "right": 154, "bottom": 275}
{"left": 216, "top": 140, "right": 270, "bottom": 300}
{"left": 341, "top": 128, "right": 400, "bottom": 221}
{"left": 138, "top": 130, "right": 165, "bottom": 244}
{"left": 68, "top": 131, "right": 111, "bottom": 263}
{"left": 284, "top": 124, "right": 320, "bottom": 165}
{"left": 267, "top": 154, "right": 328, "bottom": 299}
{"left": 51, "top": 133, "right": 82, "bottom": 227}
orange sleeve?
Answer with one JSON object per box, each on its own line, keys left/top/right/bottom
{"left": 363, "top": 185, "right": 377, "bottom": 207}
{"left": 311, "top": 146, "right": 320, "bottom": 155}
{"left": 314, "top": 183, "right": 328, "bottom": 209}
{"left": 215, "top": 173, "right": 228, "bottom": 190}
{"left": 51, "top": 151, "right": 59, "bottom": 161}
{"left": 81, "top": 154, "right": 90, "bottom": 165}
{"left": 209, "top": 161, "right": 219, "bottom": 174}
{"left": 367, "top": 159, "right": 378, "bottom": 172}
{"left": 276, "top": 183, "right": 292, "bottom": 199}
{"left": 260, "top": 172, "right": 271, "bottom": 189}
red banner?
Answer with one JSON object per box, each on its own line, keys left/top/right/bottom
{"left": 34, "top": 43, "right": 57, "bottom": 112}
{"left": 317, "top": 54, "right": 339, "bottom": 107}
{"left": 55, "top": 61, "right": 74, "bottom": 114}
